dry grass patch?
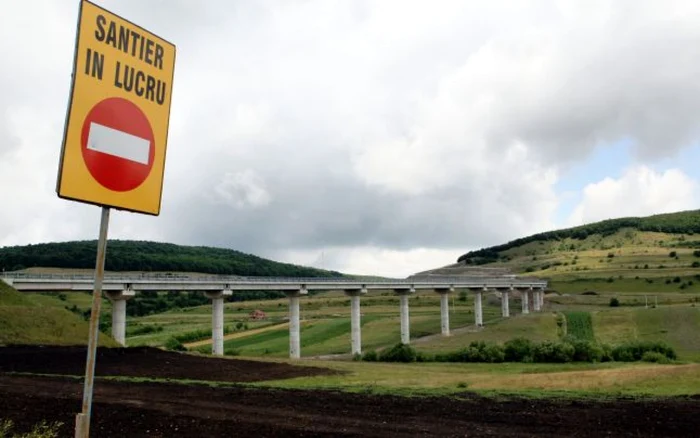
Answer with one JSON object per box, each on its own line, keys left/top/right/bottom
{"left": 469, "top": 363, "right": 700, "bottom": 392}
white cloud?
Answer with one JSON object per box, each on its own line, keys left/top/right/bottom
{"left": 271, "top": 246, "right": 461, "bottom": 279}
{"left": 3, "top": 1, "right": 700, "bottom": 276}
{"left": 568, "top": 166, "right": 699, "bottom": 226}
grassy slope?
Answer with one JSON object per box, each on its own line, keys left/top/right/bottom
{"left": 0, "top": 280, "right": 117, "bottom": 347}
{"left": 593, "top": 306, "right": 700, "bottom": 361}
{"left": 254, "top": 360, "right": 700, "bottom": 397}
{"left": 450, "top": 226, "right": 700, "bottom": 298}
{"left": 414, "top": 312, "right": 560, "bottom": 353}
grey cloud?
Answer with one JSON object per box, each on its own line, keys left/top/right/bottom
{"left": 2, "top": 0, "right": 700, "bottom": 275}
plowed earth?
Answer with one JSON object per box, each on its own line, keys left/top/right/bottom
{"left": 1, "top": 346, "right": 698, "bottom": 437}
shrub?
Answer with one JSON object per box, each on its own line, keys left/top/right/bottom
{"left": 607, "top": 253, "right": 615, "bottom": 258}
{"left": 0, "top": 419, "right": 64, "bottom": 438}
{"left": 362, "top": 351, "right": 378, "bottom": 362}
{"left": 378, "top": 343, "right": 417, "bottom": 363}
{"left": 609, "top": 297, "right": 620, "bottom": 307}
{"left": 533, "top": 341, "right": 574, "bottom": 363}
{"left": 641, "top": 351, "right": 671, "bottom": 364}
{"left": 694, "top": 250, "right": 700, "bottom": 257}
{"left": 224, "top": 347, "right": 241, "bottom": 356}
{"left": 673, "top": 276, "right": 681, "bottom": 283}
{"left": 164, "top": 337, "right": 186, "bottom": 351}
{"left": 669, "top": 251, "right": 677, "bottom": 258}
{"left": 566, "top": 338, "right": 603, "bottom": 362}
{"left": 504, "top": 337, "right": 534, "bottom": 362}
{"left": 416, "top": 351, "right": 433, "bottom": 362}
{"left": 600, "top": 343, "right": 614, "bottom": 362}
{"left": 438, "top": 342, "right": 505, "bottom": 363}
{"left": 612, "top": 341, "right": 677, "bottom": 362}
{"left": 128, "top": 324, "right": 163, "bottom": 336}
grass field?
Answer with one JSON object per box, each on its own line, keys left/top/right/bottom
{"left": 0, "top": 281, "right": 117, "bottom": 347}
{"left": 593, "top": 306, "right": 700, "bottom": 361}
{"left": 252, "top": 359, "right": 700, "bottom": 397}
{"left": 564, "top": 311, "right": 594, "bottom": 340}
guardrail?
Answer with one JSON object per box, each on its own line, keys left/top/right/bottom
{"left": 1, "top": 272, "right": 547, "bottom": 288}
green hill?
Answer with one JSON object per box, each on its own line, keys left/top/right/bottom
{"left": 458, "top": 209, "right": 700, "bottom": 265}
{"left": 0, "top": 280, "right": 117, "bottom": 346}
{"left": 432, "top": 209, "right": 700, "bottom": 297}
{"left": 0, "top": 240, "right": 344, "bottom": 277}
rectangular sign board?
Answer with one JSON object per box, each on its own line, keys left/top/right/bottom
{"left": 57, "top": 0, "right": 176, "bottom": 215}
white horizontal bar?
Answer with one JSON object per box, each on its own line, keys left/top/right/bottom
{"left": 87, "top": 122, "right": 150, "bottom": 165}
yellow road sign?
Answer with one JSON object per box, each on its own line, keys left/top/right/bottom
{"left": 57, "top": 0, "right": 176, "bottom": 215}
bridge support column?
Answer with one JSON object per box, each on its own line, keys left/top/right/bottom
{"left": 501, "top": 288, "right": 511, "bottom": 318}
{"left": 521, "top": 289, "right": 529, "bottom": 315}
{"left": 536, "top": 288, "right": 545, "bottom": 311}
{"left": 105, "top": 290, "right": 135, "bottom": 346}
{"left": 345, "top": 288, "right": 367, "bottom": 356}
{"left": 286, "top": 288, "right": 308, "bottom": 359}
{"left": 205, "top": 290, "right": 232, "bottom": 356}
{"left": 474, "top": 288, "right": 484, "bottom": 326}
{"left": 435, "top": 287, "right": 454, "bottom": 336}
{"left": 395, "top": 288, "right": 415, "bottom": 344}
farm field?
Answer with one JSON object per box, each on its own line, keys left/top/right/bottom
{"left": 1, "top": 346, "right": 699, "bottom": 437}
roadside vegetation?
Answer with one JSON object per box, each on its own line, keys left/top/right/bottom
{"left": 0, "top": 419, "right": 62, "bottom": 438}
{"left": 3, "top": 210, "right": 700, "bottom": 397}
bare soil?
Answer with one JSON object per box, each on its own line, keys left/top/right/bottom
{"left": 0, "top": 345, "right": 336, "bottom": 382}
{"left": 1, "top": 346, "right": 698, "bottom": 437}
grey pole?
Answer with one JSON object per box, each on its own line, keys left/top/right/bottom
{"left": 75, "top": 206, "right": 110, "bottom": 438}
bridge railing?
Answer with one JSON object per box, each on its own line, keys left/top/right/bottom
{"left": 1, "top": 271, "right": 547, "bottom": 287}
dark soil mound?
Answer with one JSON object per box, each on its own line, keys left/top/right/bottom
{"left": 0, "top": 374, "right": 699, "bottom": 437}
{"left": 0, "top": 345, "right": 338, "bottom": 382}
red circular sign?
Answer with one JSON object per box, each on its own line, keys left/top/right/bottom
{"left": 81, "top": 98, "right": 155, "bottom": 192}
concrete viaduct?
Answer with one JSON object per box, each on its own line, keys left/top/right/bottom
{"left": 1, "top": 273, "right": 547, "bottom": 359}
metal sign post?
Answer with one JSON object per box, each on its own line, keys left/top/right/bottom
{"left": 74, "top": 206, "right": 111, "bottom": 438}
{"left": 57, "top": 2, "right": 175, "bottom": 436}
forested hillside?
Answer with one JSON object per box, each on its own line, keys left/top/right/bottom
{"left": 459, "top": 210, "right": 700, "bottom": 265}
{"left": 0, "top": 240, "right": 343, "bottom": 277}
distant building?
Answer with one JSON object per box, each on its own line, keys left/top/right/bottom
{"left": 249, "top": 309, "right": 267, "bottom": 320}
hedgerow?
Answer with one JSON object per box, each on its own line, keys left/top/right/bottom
{"left": 362, "top": 339, "right": 676, "bottom": 364}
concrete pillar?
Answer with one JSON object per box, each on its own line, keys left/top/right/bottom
{"left": 286, "top": 288, "right": 308, "bottom": 359}
{"left": 396, "top": 288, "right": 415, "bottom": 344}
{"left": 205, "top": 290, "right": 232, "bottom": 356}
{"left": 528, "top": 289, "right": 535, "bottom": 312}
{"left": 436, "top": 287, "right": 454, "bottom": 336}
{"left": 501, "top": 288, "right": 510, "bottom": 318}
{"left": 533, "top": 289, "right": 542, "bottom": 311}
{"left": 345, "top": 288, "right": 367, "bottom": 356}
{"left": 474, "top": 288, "right": 484, "bottom": 326}
{"left": 521, "top": 289, "right": 529, "bottom": 315}
{"left": 539, "top": 288, "right": 546, "bottom": 310}
{"left": 112, "top": 299, "right": 127, "bottom": 345}
{"left": 105, "top": 290, "right": 135, "bottom": 347}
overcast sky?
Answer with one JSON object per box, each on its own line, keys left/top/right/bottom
{"left": 2, "top": 0, "right": 700, "bottom": 278}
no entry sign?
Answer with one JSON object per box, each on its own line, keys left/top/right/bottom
{"left": 57, "top": 0, "right": 176, "bottom": 215}
{"left": 81, "top": 97, "right": 155, "bottom": 192}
